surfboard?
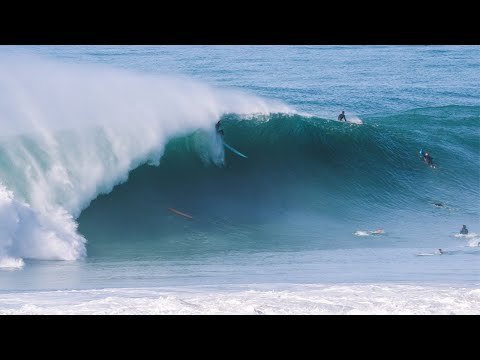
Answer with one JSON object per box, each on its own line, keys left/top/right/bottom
{"left": 223, "top": 142, "right": 248, "bottom": 158}
{"left": 168, "top": 208, "right": 193, "bottom": 220}
{"left": 335, "top": 116, "right": 363, "bottom": 124}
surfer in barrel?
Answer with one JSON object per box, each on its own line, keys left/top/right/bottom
{"left": 215, "top": 120, "right": 224, "bottom": 136}
{"left": 215, "top": 119, "right": 248, "bottom": 159}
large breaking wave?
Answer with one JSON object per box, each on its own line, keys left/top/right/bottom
{"left": 0, "top": 55, "right": 293, "bottom": 267}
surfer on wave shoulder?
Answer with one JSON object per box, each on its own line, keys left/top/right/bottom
{"left": 338, "top": 111, "right": 347, "bottom": 122}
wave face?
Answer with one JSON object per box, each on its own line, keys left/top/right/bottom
{"left": 0, "top": 55, "right": 292, "bottom": 266}
{"left": 78, "top": 106, "right": 479, "bottom": 257}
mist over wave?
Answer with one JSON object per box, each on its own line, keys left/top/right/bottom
{"left": 0, "top": 55, "right": 293, "bottom": 266}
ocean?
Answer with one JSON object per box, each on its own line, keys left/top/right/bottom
{"left": 0, "top": 45, "right": 479, "bottom": 314}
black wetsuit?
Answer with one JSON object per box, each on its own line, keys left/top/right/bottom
{"left": 215, "top": 121, "right": 224, "bottom": 136}
{"left": 338, "top": 113, "right": 347, "bottom": 122}
{"left": 424, "top": 154, "right": 433, "bottom": 166}
{"left": 460, "top": 227, "right": 468, "bottom": 235}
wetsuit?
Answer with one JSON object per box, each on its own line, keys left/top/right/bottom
{"left": 215, "top": 121, "right": 224, "bottom": 136}
{"left": 424, "top": 154, "right": 433, "bottom": 166}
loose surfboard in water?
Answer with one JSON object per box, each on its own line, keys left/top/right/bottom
{"left": 168, "top": 208, "right": 193, "bottom": 220}
{"left": 223, "top": 141, "right": 248, "bottom": 158}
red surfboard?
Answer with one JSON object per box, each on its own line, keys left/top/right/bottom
{"left": 168, "top": 208, "right": 193, "bottom": 220}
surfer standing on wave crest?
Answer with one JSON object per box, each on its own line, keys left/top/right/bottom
{"left": 216, "top": 120, "right": 224, "bottom": 136}
{"left": 338, "top": 111, "right": 347, "bottom": 122}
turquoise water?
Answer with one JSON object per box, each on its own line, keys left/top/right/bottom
{"left": 0, "top": 46, "right": 479, "bottom": 299}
